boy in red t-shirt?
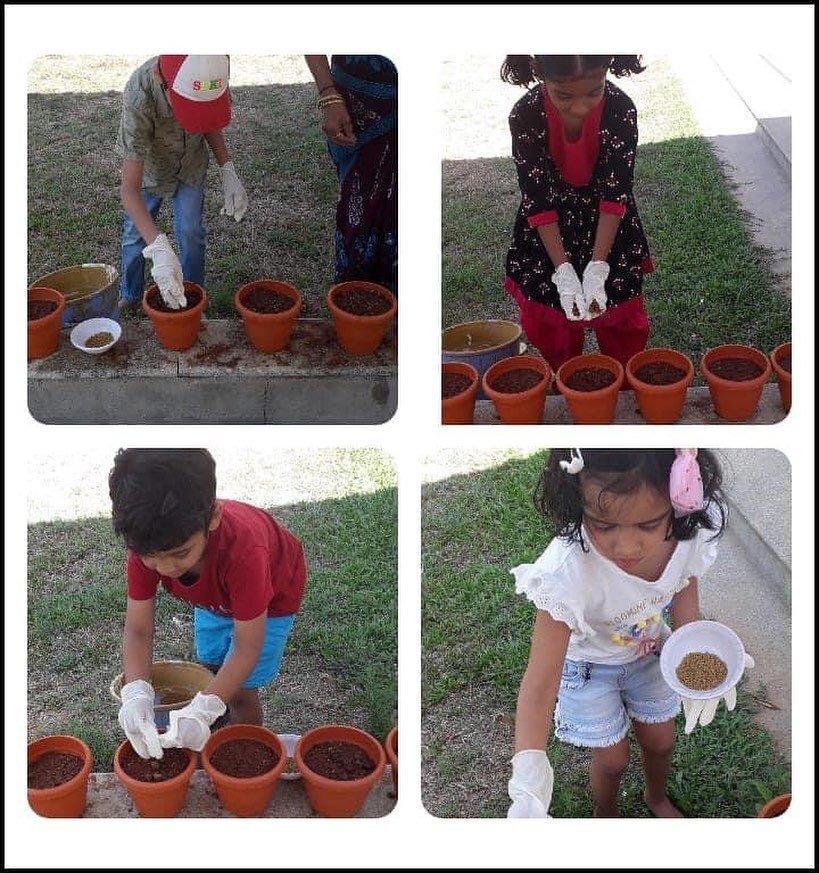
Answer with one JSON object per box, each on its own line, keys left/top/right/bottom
{"left": 109, "top": 448, "right": 306, "bottom": 760}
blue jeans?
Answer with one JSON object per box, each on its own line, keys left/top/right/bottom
{"left": 119, "top": 180, "right": 206, "bottom": 303}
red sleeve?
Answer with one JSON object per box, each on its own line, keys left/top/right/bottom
{"left": 127, "top": 551, "right": 160, "bottom": 601}
{"left": 599, "top": 200, "right": 627, "bottom": 218}
{"left": 223, "top": 547, "right": 273, "bottom": 621}
{"left": 510, "top": 93, "right": 561, "bottom": 223}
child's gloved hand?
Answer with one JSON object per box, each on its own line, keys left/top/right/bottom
{"left": 507, "top": 749, "right": 554, "bottom": 818}
{"left": 581, "top": 260, "right": 610, "bottom": 319}
{"left": 219, "top": 161, "right": 248, "bottom": 222}
{"left": 118, "top": 679, "right": 163, "bottom": 759}
{"left": 158, "top": 692, "right": 227, "bottom": 752}
{"left": 682, "top": 652, "right": 755, "bottom": 734}
{"left": 551, "top": 262, "right": 585, "bottom": 321}
{"left": 142, "top": 233, "right": 186, "bottom": 309}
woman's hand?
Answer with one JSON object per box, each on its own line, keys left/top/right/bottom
{"left": 321, "top": 100, "right": 357, "bottom": 146}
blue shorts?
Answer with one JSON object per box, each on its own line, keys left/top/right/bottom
{"left": 554, "top": 653, "right": 681, "bottom": 748}
{"left": 193, "top": 608, "right": 296, "bottom": 690}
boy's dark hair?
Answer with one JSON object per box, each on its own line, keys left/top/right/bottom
{"left": 535, "top": 449, "right": 726, "bottom": 549}
{"left": 501, "top": 55, "right": 645, "bottom": 87}
{"left": 109, "top": 448, "right": 217, "bottom": 554}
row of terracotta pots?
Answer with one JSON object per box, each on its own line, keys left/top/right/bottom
{"left": 27, "top": 280, "right": 397, "bottom": 360}
{"left": 443, "top": 342, "right": 792, "bottom": 425}
{"left": 28, "top": 723, "right": 397, "bottom": 819}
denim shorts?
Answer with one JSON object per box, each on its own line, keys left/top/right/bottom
{"left": 554, "top": 653, "right": 681, "bottom": 748}
{"left": 193, "top": 608, "right": 296, "bottom": 690}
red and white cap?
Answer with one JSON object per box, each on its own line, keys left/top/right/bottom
{"left": 158, "top": 55, "right": 231, "bottom": 133}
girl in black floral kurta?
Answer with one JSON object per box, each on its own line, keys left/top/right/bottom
{"left": 503, "top": 55, "right": 653, "bottom": 372}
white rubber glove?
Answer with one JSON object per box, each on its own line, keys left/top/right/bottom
{"left": 551, "top": 262, "right": 585, "bottom": 321}
{"left": 682, "top": 652, "right": 755, "bottom": 734}
{"left": 581, "top": 260, "right": 610, "bottom": 319}
{"left": 142, "top": 232, "right": 186, "bottom": 309}
{"left": 118, "top": 679, "right": 163, "bottom": 760}
{"left": 507, "top": 749, "right": 554, "bottom": 818}
{"left": 219, "top": 161, "right": 248, "bottom": 222}
{"left": 158, "top": 692, "right": 227, "bottom": 752}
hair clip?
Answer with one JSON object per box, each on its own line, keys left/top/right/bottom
{"left": 669, "top": 448, "right": 704, "bottom": 516}
{"left": 559, "top": 449, "right": 584, "bottom": 474}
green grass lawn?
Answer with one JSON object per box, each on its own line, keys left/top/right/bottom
{"left": 28, "top": 451, "right": 397, "bottom": 771}
{"left": 421, "top": 451, "right": 790, "bottom": 817}
{"left": 441, "top": 59, "right": 790, "bottom": 368}
{"left": 27, "top": 55, "right": 340, "bottom": 317}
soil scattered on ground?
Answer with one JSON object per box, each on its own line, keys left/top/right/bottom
{"left": 146, "top": 285, "right": 202, "bottom": 313}
{"left": 333, "top": 288, "right": 392, "bottom": 316}
{"left": 708, "top": 357, "right": 764, "bottom": 382}
{"left": 676, "top": 651, "right": 728, "bottom": 691}
{"left": 490, "top": 368, "right": 544, "bottom": 394}
{"left": 564, "top": 366, "right": 616, "bottom": 392}
{"left": 442, "top": 372, "right": 473, "bottom": 398}
{"left": 120, "top": 746, "right": 190, "bottom": 782}
{"left": 303, "top": 741, "right": 375, "bottom": 781}
{"left": 28, "top": 752, "right": 84, "bottom": 789}
{"left": 190, "top": 343, "right": 242, "bottom": 368}
{"left": 28, "top": 300, "right": 59, "bottom": 321}
{"left": 633, "top": 361, "right": 687, "bottom": 385}
{"left": 242, "top": 288, "right": 297, "bottom": 314}
{"left": 209, "top": 738, "right": 279, "bottom": 778}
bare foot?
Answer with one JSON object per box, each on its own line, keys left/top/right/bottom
{"left": 644, "top": 793, "right": 684, "bottom": 818}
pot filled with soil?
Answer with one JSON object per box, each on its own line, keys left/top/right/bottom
{"left": 234, "top": 279, "right": 302, "bottom": 353}
{"left": 625, "top": 347, "right": 694, "bottom": 424}
{"left": 758, "top": 793, "right": 791, "bottom": 818}
{"left": 28, "top": 735, "right": 93, "bottom": 818}
{"left": 769, "top": 341, "right": 791, "bottom": 413}
{"left": 202, "top": 724, "right": 287, "bottom": 817}
{"left": 384, "top": 727, "right": 397, "bottom": 797}
{"left": 142, "top": 281, "right": 207, "bottom": 351}
{"left": 28, "top": 287, "right": 66, "bottom": 360}
{"left": 442, "top": 361, "right": 480, "bottom": 424}
{"left": 295, "top": 724, "right": 386, "bottom": 818}
{"left": 555, "top": 353, "right": 624, "bottom": 424}
{"left": 442, "top": 320, "right": 523, "bottom": 400}
{"left": 699, "top": 344, "right": 772, "bottom": 421}
{"left": 113, "top": 739, "right": 197, "bottom": 818}
{"left": 481, "top": 355, "right": 552, "bottom": 425}
{"left": 327, "top": 281, "right": 396, "bottom": 355}
{"left": 29, "top": 263, "right": 118, "bottom": 326}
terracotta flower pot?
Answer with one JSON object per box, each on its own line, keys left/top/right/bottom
{"left": 28, "top": 287, "right": 66, "bottom": 360}
{"left": 481, "top": 355, "right": 552, "bottom": 425}
{"left": 234, "top": 280, "right": 302, "bottom": 353}
{"left": 770, "top": 341, "right": 791, "bottom": 413}
{"left": 327, "top": 281, "right": 396, "bottom": 355}
{"left": 202, "top": 724, "right": 287, "bottom": 817}
{"left": 442, "top": 361, "right": 480, "bottom": 424}
{"left": 556, "top": 353, "right": 624, "bottom": 424}
{"left": 700, "top": 344, "right": 772, "bottom": 421}
{"left": 113, "top": 739, "right": 196, "bottom": 818}
{"left": 384, "top": 727, "right": 397, "bottom": 797}
{"left": 296, "top": 725, "right": 386, "bottom": 818}
{"left": 142, "top": 281, "right": 207, "bottom": 351}
{"left": 758, "top": 793, "right": 791, "bottom": 817}
{"left": 27, "top": 735, "right": 93, "bottom": 818}
{"left": 625, "top": 347, "right": 694, "bottom": 424}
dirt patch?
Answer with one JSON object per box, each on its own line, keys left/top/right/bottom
{"left": 708, "top": 357, "right": 764, "bottom": 381}
{"left": 241, "top": 288, "right": 297, "bottom": 314}
{"left": 28, "top": 300, "right": 58, "bottom": 321}
{"left": 490, "top": 368, "right": 544, "bottom": 394}
{"left": 120, "top": 746, "right": 190, "bottom": 782}
{"left": 209, "top": 739, "right": 279, "bottom": 778}
{"left": 303, "top": 741, "right": 375, "bottom": 780}
{"left": 333, "top": 288, "right": 392, "bottom": 316}
{"left": 146, "top": 286, "right": 202, "bottom": 313}
{"left": 190, "top": 343, "right": 242, "bottom": 368}
{"left": 564, "top": 367, "right": 616, "bottom": 392}
{"left": 633, "top": 361, "right": 687, "bottom": 385}
{"left": 28, "top": 752, "right": 84, "bottom": 789}
{"left": 442, "top": 372, "right": 473, "bottom": 398}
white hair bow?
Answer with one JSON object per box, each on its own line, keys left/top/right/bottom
{"left": 559, "top": 449, "right": 584, "bottom": 474}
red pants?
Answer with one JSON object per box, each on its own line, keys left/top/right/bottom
{"left": 504, "top": 278, "right": 650, "bottom": 373}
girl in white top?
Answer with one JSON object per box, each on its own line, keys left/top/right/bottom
{"left": 507, "top": 448, "right": 750, "bottom": 818}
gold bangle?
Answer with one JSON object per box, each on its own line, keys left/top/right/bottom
{"left": 317, "top": 96, "right": 345, "bottom": 110}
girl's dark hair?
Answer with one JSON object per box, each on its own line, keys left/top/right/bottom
{"left": 501, "top": 55, "right": 645, "bottom": 87}
{"left": 109, "top": 448, "right": 217, "bottom": 555}
{"left": 535, "top": 449, "right": 726, "bottom": 548}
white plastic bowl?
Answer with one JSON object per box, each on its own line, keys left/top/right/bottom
{"left": 660, "top": 620, "right": 746, "bottom": 699}
{"left": 277, "top": 732, "right": 302, "bottom": 780}
{"left": 70, "top": 317, "right": 121, "bottom": 355}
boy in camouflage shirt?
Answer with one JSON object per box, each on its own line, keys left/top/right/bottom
{"left": 116, "top": 55, "right": 248, "bottom": 311}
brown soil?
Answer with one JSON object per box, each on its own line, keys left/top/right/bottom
{"left": 85, "top": 331, "right": 114, "bottom": 348}
{"left": 28, "top": 300, "right": 59, "bottom": 321}
{"left": 242, "top": 288, "right": 296, "bottom": 314}
{"left": 708, "top": 357, "right": 764, "bottom": 382}
{"left": 442, "top": 372, "right": 473, "bottom": 398}
{"left": 303, "top": 741, "right": 375, "bottom": 781}
{"left": 120, "top": 745, "right": 190, "bottom": 782}
{"left": 676, "top": 651, "right": 728, "bottom": 691}
{"left": 633, "top": 361, "right": 687, "bottom": 386}
{"left": 588, "top": 300, "right": 602, "bottom": 315}
{"left": 777, "top": 352, "right": 791, "bottom": 374}
{"left": 190, "top": 343, "right": 242, "bottom": 368}
{"left": 209, "top": 739, "right": 279, "bottom": 778}
{"left": 490, "top": 368, "right": 544, "bottom": 394}
{"left": 28, "top": 752, "right": 84, "bottom": 790}
{"left": 146, "top": 285, "right": 202, "bottom": 313}
{"left": 333, "top": 288, "right": 392, "bottom": 316}
{"left": 564, "top": 367, "right": 616, "bottom": 392}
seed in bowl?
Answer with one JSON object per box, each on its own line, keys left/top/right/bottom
{"left": 85, "top": 331, "right": 114, "bottom": 348}
{"left": 676, "top": 652, "right": 728, "bottom": 691}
